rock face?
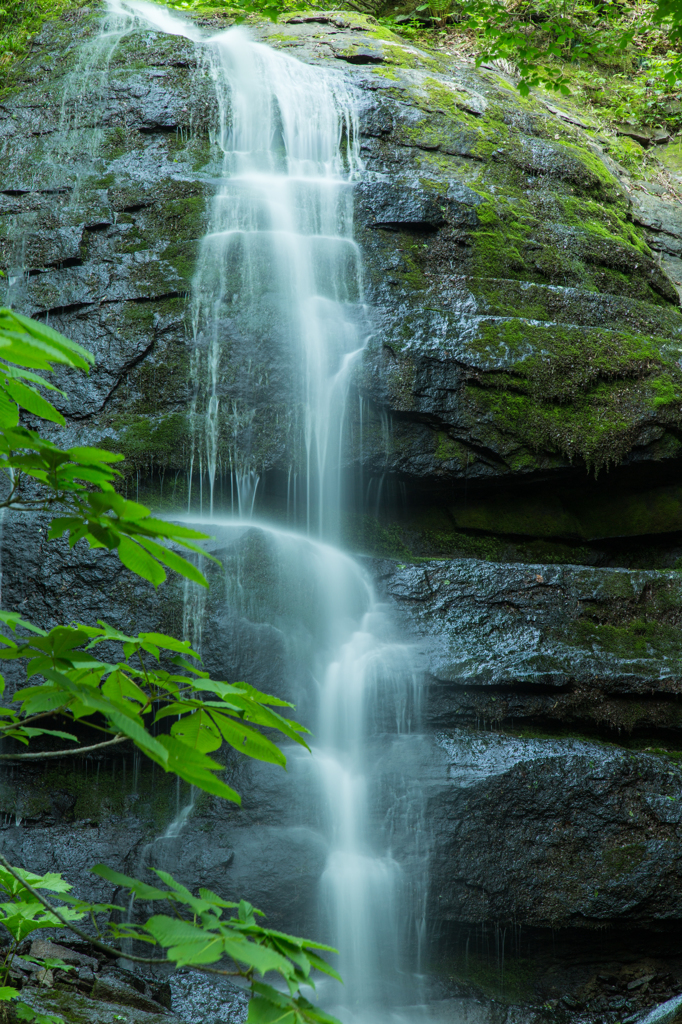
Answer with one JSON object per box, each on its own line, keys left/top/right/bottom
{"left": 372, "top": 557, "right": 682, "bottom": 735}
{"left": 4, "top": 5, "right": 682, "bottom": 1018}
{"left": 2, "top": 8, "right": 682, "bottom": 497}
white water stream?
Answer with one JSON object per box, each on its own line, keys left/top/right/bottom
{"left": 71, "top": 4, "right": 430, "bottom": 1019}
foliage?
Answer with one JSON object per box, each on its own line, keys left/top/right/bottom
{"left": 0, "top": 862, "right": 107, "bottom": 1024}
{"left": 0, "top": 306, "right": 341, "bottom": 1024}
{"left": 460, "top": 0, "right": 640, "bottom": 95}
{"left": 0, "top": 308, "right": 218, "bottom": 591}
{"left": 383, "top": 0, "right": 682, "bottom": 129}
{"left": 99, "top": 865, "right": 341, "bottom": 1021}
{"left": 0, "top": 861, "right": 341, "bottom": 1024}
{"left": 0, "top": 613, "right": 310, "bottom": 798}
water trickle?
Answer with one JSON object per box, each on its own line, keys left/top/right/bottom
{"left": 187, "top": 27, "right": 365, "bottom": 532}
{"left": 59, "top": 4, "right": 429, "bottom": 1019}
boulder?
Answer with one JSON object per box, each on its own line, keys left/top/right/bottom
{"left": 371, "top": 557, "right": 682, "bottom": 735}
{"left": 2, "top": 11, "right": 681, "bottom": 497}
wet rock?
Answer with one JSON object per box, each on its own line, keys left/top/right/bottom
{"left": 92, "top": 969, "right": 170, "bottom": 1013}
{"left": 425, "top": 730, "right": 682, "bottom": 929}
{"left": 1, "top": 11, "right": 681, "bottom": 493}
{"left": 30, "top": 938, "right": 99, "bottom": 969}
{"left": 636, "top": 993, "right": 682, "bottom": 1024}
{"left": 169, "top": 970, "right": 248, "bottom": 1023}
{"left": 372, "top": 557, "right": 682, "bottom": 736}
{"left": 11, "top": 986, "right": 181, "bottom": 1023}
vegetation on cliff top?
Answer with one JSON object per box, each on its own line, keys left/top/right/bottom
{"left": 3, "top": 0, "right": 682, "bottom": 158}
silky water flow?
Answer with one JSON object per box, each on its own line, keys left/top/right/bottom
{"left": 81, "top": 4, "right": 429, "bottom": 1019}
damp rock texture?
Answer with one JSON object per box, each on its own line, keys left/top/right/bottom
{"left": 2, "top": 10, "right": 682, "bottom": 487}
{"left": 372, "top": 557, "right": 682, "bottom": 736}
{"left": 364, "top": 558, "right": 682, "bottom": 938}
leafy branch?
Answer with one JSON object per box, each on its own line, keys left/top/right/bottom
{"left": 0, "top": 307, "right": 342, "bottom": 1024}
{"left": 0, "top": 308, "right": 216, "bottom": 589}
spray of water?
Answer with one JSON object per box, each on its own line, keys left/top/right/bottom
{"left": 51, "top": 5, "right": 430, "bottom": 1019}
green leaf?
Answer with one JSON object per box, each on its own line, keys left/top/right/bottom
{"left": 135, "top": 536, "right": 209, "bottom": 587}
{"left": 0, "top": 610, "right": 47, "bottom": 636}
{"left": 0, "top": 865, "right": 73, "bottom": 896}
{"left": 0, "top": 309, "right": 92, "bottom": 370}
{"left": 0, "top": 388, "right": 18, "bottom": 428}
{"left": 66, "top": 446, "right": 124, "bottom": 465}
{"left": 155, "top": 735, "right": 241, "bottom": 803}
{"left": 18, "top": 728, "right": 78, "bottom": 743}
{"left": 210, "top": 712, "right": 286, "bottom": 767}
{"left": 15, "top": 1000, "right": 64, "bottom": 1024}
{"left": 247, "top": 996, "right": 296, "bottom": 1024}
{"left": 90, "top": 865, "right": 169, "bottom": 900}
{"left": 171, "top": 710, "right": 222, "bottom": 754}
{"left": 101, "top": 671, "right": 148, "bottom": 708}
{"left": 138, "top": 632, "right": 200, "bottom": 657}
{"left": 0, "top": 987, "right": 20, "bottom": 1001}
{"left": 117, "top": 537, "right": 166, "bottom": 588}
{"left": 4, "top": 380, "right": 65, "bottom": 425}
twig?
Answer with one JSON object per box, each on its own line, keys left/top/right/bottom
{"left": 0, "top": 711, "right": 60, "bottom": 734}
{"left": 0, "top": 855, "right": 242, "bottom": 979}
{"left": 0, "top": 855, "right": 163, "bottom": 966}
{"left": 0, "top": 734, "right": 128, "bottom": 760}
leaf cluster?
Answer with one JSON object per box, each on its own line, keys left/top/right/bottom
{"left": 461, "top": 0, "right": 639, "bottom": 94}
{"left": 0, "top": 614, "right": 309, "bottom": 800}
{"left": 96, "top": 866, "right": 342, "bottom": 1024}
{"left": 0, "top": 863, "right": 115, "bottom": 1024}
{"left": 0, "top": 308, "right": 215, "bottom": 590}
{"left": 0, "top": 859, "right": 341, "bottom": 1024}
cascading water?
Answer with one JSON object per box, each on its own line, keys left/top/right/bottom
{"left": 47, "top": 4, "right": 430, "bottom": 1020}
{"left": 180, "top": 522, "right": 429, "bottom": 1023}
{"left": 182, "top": 9, "right": 366, "bottom": 532}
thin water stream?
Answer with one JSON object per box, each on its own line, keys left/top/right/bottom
{"left": 57, "top": 4, "right": 430, "bottom": 1019}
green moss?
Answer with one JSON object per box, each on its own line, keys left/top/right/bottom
{"left": 556, "top": 140, "right": 624, "bottom": 201}
{"left": 107, "top": 411, "right": 191, "bottom": 474}
{"left": 380, "top": 40, "right": 442, "bottom": 71}
{"left": 159, "top": 238, "right": 200, "bottom": 282}
{"left": 342, "top": 507, "right": 605, "bottom": 565}
{"left": 604, "top": 134, "right": 648, "bottom": 173}
{"left": 473, "top": 228, "right": 529, "bottom": 278}
{"left": 371, "top": 64, "right": 401, "bottom": 81}
{"left": 449, "top": 484, "right": 682, "bottom": 541}
{"left": 463, "top": 320, "right": 682, "bottom": 472}
{"left": 386, "top": 359, "right": 416, "bottom": 411}
{"left": 602, "top": 842, "right": 646, "bottom": 877}
{"left": 434, "top": 431, "right": 468, "bottom": 465}
{"left": 342, "top": 514, "right": 417, "bottom": 561}
{"left": 568, "top": 618, "right": 682, "bottom": 662}
{"left": 441, "top": 949, "right": 537, "bottom": 1004}
{"left": 651, "top": 376, "right": 679, "bottom": 407}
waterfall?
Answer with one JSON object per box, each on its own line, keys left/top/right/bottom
{"left": 188, "top": 26, "right": 365, "bottom": 533}
{"left": 179, "top": 522, "right": 429, "bottom": 1023}
{"left": 110, "top": 0, "right": 367, "bottom": 532}
{"left": 50, "top": 4, "right": 430, "bottom": 1019}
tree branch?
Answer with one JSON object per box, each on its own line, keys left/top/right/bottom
{"left": 0, "top": 855, "right": 243, "bottom": 980}
{"left": 0, "top": 854, "right": 163, "bottom": 967}
{"left": 0, "top": 734, "right": 128, "bottom": 760}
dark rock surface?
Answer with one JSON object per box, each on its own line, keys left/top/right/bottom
{"left": 371, "top": 556, "right": 682, "bottom": 735}
{"left": 3, "top": 8, "right": 682, "bottom": 496}
{"left": 427, "top": 730, "right": 682, "bottom": 929}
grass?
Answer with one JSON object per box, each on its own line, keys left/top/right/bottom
{"left": 0, "top": 0, "right": 88, "bottom": 79}
{"left": 377, "top": 0, "right": 682, "bottom": 146}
